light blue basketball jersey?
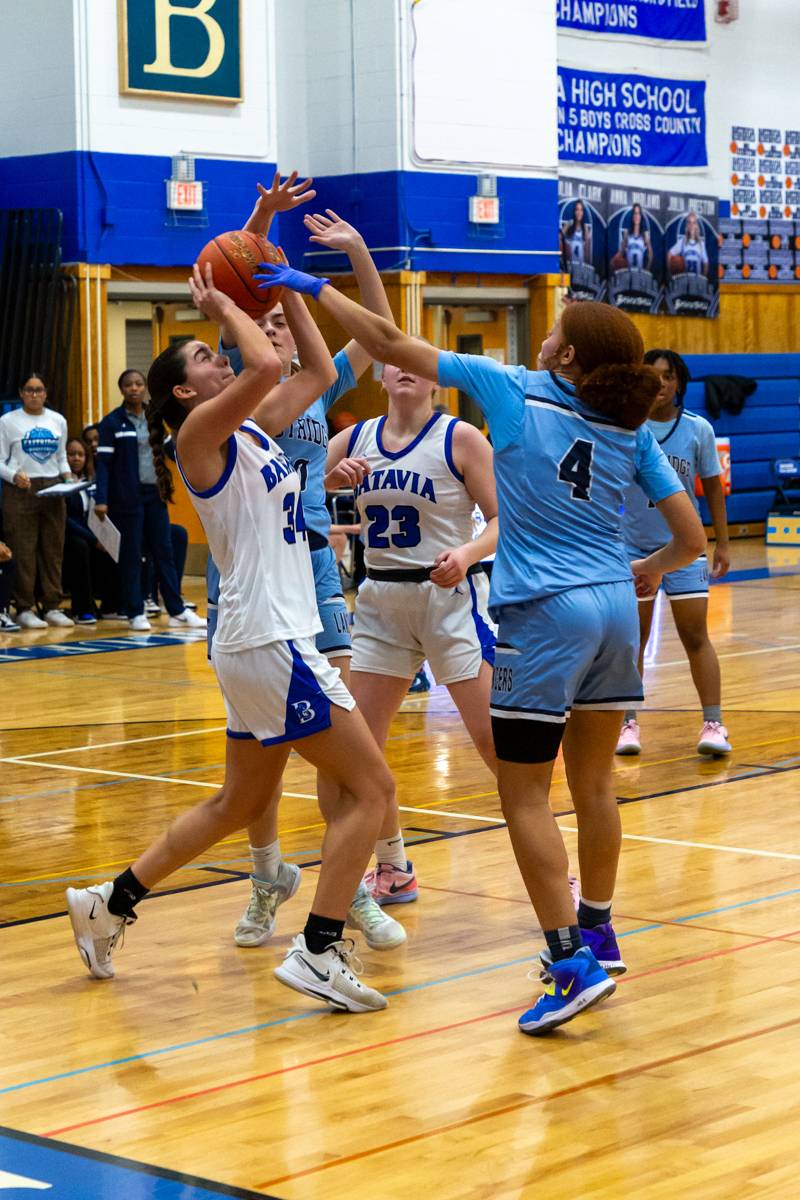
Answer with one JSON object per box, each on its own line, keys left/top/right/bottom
{"left": 623, "top": 408, "right": 720, "bottom": 555}
{"left": 437, "top": 353, "right": 681, "bottom": 611}
{"left": 223, "top": 344, "right": 356, "bottom": 538}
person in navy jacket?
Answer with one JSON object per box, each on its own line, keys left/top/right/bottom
{"left": 94, "top": 369, "right": 205, "bottom": 631}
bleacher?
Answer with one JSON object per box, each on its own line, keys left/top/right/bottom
{"left": 682, "top": 354, "right": 800, "bottom": 527}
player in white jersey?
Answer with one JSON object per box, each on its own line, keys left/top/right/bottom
{"left": 668, "top": 211, "right": 709, "bottom": 276}
{"left": 326, "top": 362, "right": 498, "bottom": 905}
{"left": 620, "top": 203, "right": 653, "bottom": 272}
{"left": 65, "top": 264, "right": 396, "bottom": 1014}
{"left": 256, "top": 260, "right": 707, "bottom": 1035}
{"left": 618, "top": 349, "right": 732, "bottom": 757}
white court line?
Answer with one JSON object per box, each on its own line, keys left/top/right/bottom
{"left": 398, "top": 804, "right": 502, "bottom": 824}
{"left": 1, "top": 724, "right": 228, "bottom": 763}
{"left": 655, "top": 641, "right": 800, "bottom": 669}
{"left": 557, "top": 824, "right": 800, "bottom": 862}
{"left": 0, "top": 757, "right": 315, "bottom": 800}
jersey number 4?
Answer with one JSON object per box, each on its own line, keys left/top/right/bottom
{"left": 365, "top": 504, "right": 421, "bottom": 549}
{"left": 557, "top": 438, "right": 594, "bottom": 502}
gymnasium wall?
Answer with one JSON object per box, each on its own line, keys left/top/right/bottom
{"left": 557, "top": 0, "right": 800, "bottom": 208}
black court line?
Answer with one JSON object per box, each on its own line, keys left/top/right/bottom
{"left": 4, "top": 761, "right": 798, "bottom": 933}
{"left": 0, "top": 1124, "right": 281, "bottom": 1199}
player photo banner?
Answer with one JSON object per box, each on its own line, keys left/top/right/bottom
{"left": 558, "top": 67, "right": 707, "bottom": 168}
{"left": 557, "top": 0, "right": 707, "bottom": 45}
{"left": 560, "top": 177, "right": 719, "bottom": 318}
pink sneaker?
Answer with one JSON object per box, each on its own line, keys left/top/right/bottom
{"left": 697, "top": 721, "right": 731, "bottom": 756}
{"left": 615, "top": 719, "right": 641, "bottom": 756}
{"left": 363, "top": 860, "right": 418, "bottom": 906}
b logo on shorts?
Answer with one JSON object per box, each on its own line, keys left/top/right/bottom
{"left": 292, "top": 700, "right": 316, "bottom": 724}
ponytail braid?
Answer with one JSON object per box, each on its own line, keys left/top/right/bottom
{"left": 148, "top": 409, "right": 175, "bottom": 504}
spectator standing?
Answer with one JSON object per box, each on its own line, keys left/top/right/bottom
{"left": 0, "top": 372, "right": 73, "bottom": 628}
{"left": 94, "top": 369, "right": 204, "bottom": 631}
{"left": 0, "top": 537, "right": 19, "bottom": 631}
{"left": 62, "top": 438, "right": 118, "bottom": 623}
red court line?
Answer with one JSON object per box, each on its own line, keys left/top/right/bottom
{"left": 41, "top": 925, "right": 800, "bottom": 1141}
{"left": 257, "top": 1011, "right": 800, "bottom": 1190}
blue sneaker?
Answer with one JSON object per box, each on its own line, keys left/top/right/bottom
{"left": 519, "top": 947, "right": 616, "bottom": 1036}
{"left": 539, "top": 922, "right": 627, "bottom": 977}
{"left": 408, "top": 667, "right": 431, "bottom": 693}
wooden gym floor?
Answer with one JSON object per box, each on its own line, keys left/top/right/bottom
{"left": 2, "top": 540, "right": 800, "bottom": 1198}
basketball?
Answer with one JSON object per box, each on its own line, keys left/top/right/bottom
{"left": 668, "top": 254, "right": 686, "bottom": 275}
{"left": 610, "top": 252, "right": 628, "bottom": 271}
{"left": 197, "top": 230, "right": 283, "bottom": 318}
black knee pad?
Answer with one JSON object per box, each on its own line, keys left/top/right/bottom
{"left": 491, "top": 715, "right": 565, "bottom": 764}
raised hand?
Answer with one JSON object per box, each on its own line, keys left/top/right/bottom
{"left": 188, "top": 262, "right": 235, "bottom": 325}
{"left": 254, "top": 260, "right": 330, "bottom": 300}
{"left": 244, "top": 171, "right": 316, "bottom": 236}
{"left": 304, "top": 209, "right": 364, "bottom": 253}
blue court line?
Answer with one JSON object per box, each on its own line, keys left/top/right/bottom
{"left": 710, "top": 564, "right": 800, "bottom": 585}
{"left": 4, "top": 882, "right": 800, "bottom": 1098}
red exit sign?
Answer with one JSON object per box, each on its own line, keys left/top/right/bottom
{"left": 166, "top": 180, "right": 204, "bottom": 211}
{"left": 469, "top": 195, "right": 500, "bottom": 224}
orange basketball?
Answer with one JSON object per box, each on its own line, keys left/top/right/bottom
{"left": 610, "top": 252, "right": 628, "bottom": 271}
{"left": 668, "top": 254, "right": 686, "bottom": 275}
{"left": 742, "top": 233, "right": 751, "bottom": 247}
{"left": 197, "top": 231, "right": 283, "bottom": 318}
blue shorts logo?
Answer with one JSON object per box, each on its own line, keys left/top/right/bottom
{"left": 21, "top": 428, "right": 59, "bottom": 464}
{"left": 291, "top": 700, "right": 317, "bottom": 724}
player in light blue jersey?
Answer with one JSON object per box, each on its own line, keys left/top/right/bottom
{"left": 618, "top": 349, "right": 732, "bottom": 758}
{"left": 257, "top": 265, "right": 707, "bottom": 1036}
{"left": 209, "top": 186, "right": 407, "bottom": 952}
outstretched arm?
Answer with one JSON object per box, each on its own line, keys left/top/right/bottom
{"left": 304, "top": 210, "right": 394, "bottom": 378}
{"left": 254, "top": 262, "right": 440, "bottom": 380}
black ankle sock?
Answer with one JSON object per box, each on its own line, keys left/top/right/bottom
{"left": 304, "top": 912, "right": 345, "bottom": 955}
{"left": 578, "top": 900, "right": 612, "bottom": 929}
{"left": 544, "top": 924, "right": 583, "bottom": 963}
{"left": 108, "top": 867, "right": 149, "bottom": 918}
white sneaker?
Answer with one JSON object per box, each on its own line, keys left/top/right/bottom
{"left": 234, "top": 864, "right": 302, "bottom": 947}
{"left": 275, "top": 934, "right": 388, "bottom": 1012}
{"left": 129, "top": 614, "right": 151, "bottom": 631}
{"left": 66, "top": 882, "right": 134, "bottom": 979}
{"left": 0, "top": 610, "right": 20, "bottom": 632}
{"left": 168, "top": 608, "right": 207, "bottom": 629}
{"left": 615, "top": 719, "right": 641, "bottom": 756}
{"left": 697, "top": 720, "right": 732, "bottom": 755}
{"left": 144, "top": 598, "right": 162, "bottom": 617}
{"left": 44, "top": 609, "right": 75, "bottom": 627}
{"left": 18, "top": 609, "right": 47, "bottom": 629}
{"left": 346, "top": 882, "right": 407, "bottom": 949}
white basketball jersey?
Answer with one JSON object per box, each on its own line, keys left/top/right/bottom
{"left": 349, "top": 413, "right": 475, "bottom": 571}
{"left": 627, "top": 232, "right": 646, "bottom": 270}
{"left": 177, "top": 418, "right": 321, "bottom": 653}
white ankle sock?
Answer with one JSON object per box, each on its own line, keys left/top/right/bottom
{"left": 250, "top": 840, "right": 283, "bottom": 882}
{"left": 375, "top": 833, "right": 407, "bottom": 870}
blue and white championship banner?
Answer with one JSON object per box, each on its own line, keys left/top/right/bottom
{"left": 557, "top": 0, "right": 707, "bottom": 45}
{"left": 558, "top": 66, "right": 707, "bottom": 168}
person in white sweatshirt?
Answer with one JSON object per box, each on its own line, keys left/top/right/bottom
{"left": 0, "top": 372, "right": 73, "bottom": 628}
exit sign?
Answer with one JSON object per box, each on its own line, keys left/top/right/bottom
{"left": 167, "top": 180, "right": 204, "bottom": 211}
{"left": 469, "top": 195, "right": 500, "bottom": 224}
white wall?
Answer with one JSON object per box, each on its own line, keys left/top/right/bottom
{"left": 0, "top": 0, "right": 77, "bottom": 156}
{"left": 78, "top": 0, "right": 275, "bottom": 163}
{"left": 558, "top": 0, "right": 800, "bottom": 199}
{"left": 278, "top": 0, "right": 401, "bottom": 178}
{"left": 406, "top": 0, "right": 558, "bottom": 176}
